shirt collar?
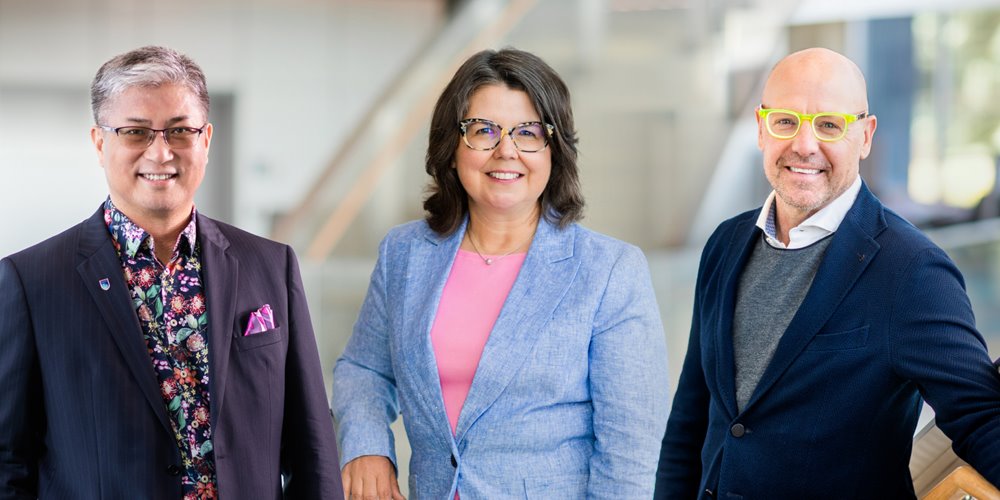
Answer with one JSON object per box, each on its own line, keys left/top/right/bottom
{"left": 103, "top": 197, "right": 198, "bottom": 259}
{"left": 755, "top": 175, "right": 862, "bottom": 249}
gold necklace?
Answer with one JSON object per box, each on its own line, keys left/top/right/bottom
{"left": 466, "top": 230, "right": 530, "bottom": 265}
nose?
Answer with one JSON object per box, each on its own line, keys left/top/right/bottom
{"left": 790, "top": 119, "right": 821, "bottom": 156}
{"left": 493, "top": 131, "right": 519, "bottom": 159}
{"left": 143, "top": 131, "right": 175, "bottom": 162}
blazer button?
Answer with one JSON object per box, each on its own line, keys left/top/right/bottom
{"left": 166, "top": 464, "right": 182, "bottom": 476}
{"left": 451, "top": 454, "right": 458, "bottom": 467}
{"left": 730, "top": 423, "right": 746, "bottom": 437}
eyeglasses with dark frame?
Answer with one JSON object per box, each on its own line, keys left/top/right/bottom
{"left": 98, "top": 124, "right": 208, "bottom": 150}
{"left": 459, "top": 118, "right": 555, "bottom": 153}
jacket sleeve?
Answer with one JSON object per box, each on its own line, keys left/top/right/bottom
{"left": 278, "top": 247, "right": 345, "bottom": 498}
{"left": 330, "top": 236, "right": 401, "bottom": 469}
{"left": 654, "top": 239, "right": 713, "bottom": 500}
{"left": 586, "top": 245, "right": 671, "bottom": 499}
{"left": 888, "top": 246, "right": 1000, "bottom": 484}
{"left": 0, "top": 258, "right": 42, "bottom": 500}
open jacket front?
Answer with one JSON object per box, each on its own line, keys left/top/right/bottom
{"left": 333, "top": 217, "right": 670, "bottom": 499}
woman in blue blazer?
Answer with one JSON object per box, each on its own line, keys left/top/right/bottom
{"left": 331, "top": 48, "right": 670, "bottom": 499}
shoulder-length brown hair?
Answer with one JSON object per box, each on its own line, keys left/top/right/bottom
{"left": 423, "top": 48, "right": 584, "bottom": 235}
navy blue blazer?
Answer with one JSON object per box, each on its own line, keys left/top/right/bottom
{"left": 655, "top": 183, "right": 1000, "bottom": 499}
{"left": 0, "top": 206, "right": 342, "bottom": 499}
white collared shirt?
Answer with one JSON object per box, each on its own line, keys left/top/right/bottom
{"left": 755, "top": 176, "right": 862, "bottom": 249}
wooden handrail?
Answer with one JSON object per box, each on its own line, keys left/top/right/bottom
{"left": 922, "top": 466, "right": 1000, "bottom": 500}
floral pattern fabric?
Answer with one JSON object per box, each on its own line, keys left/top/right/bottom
{"left": 104, "top": 199, "right": 217, "bottom": 499}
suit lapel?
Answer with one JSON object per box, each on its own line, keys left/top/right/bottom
{"left": 714, "top": 215, "right": 760, "bottom": 419}
{"left": 454, "top": 219, "right": 578, "bottom": 442}
{"left": 197, "top": 215, "right": 238, "bottom": 429}
{"left": 398, "top": 221, "right": 463, "bottom": 445}
{"left": 741, "top": 184, "right": 885, "bottom": 413}
{"left": 75, "top": 208, "right": 173, "bottom": 434}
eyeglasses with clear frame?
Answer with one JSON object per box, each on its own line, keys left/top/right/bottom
{"left": 98, "top": 124, "right": 208, "bottom": 150}
{"left": 459, "top": 118, "right": 555, "bottom": 153}
{"left": 757, "top": 105, "right": 868, "bottom": 142}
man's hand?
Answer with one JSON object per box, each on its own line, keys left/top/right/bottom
{"left": 342, "top": 455, "right": 405, "bottom": 500}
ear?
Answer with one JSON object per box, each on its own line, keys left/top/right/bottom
{"left": 201, "top": 123, "right": 214, "bottom": 154}
{"left": 858, "top": 114, "right": 877, "bottom": 160}
{"left": 755, "top": 108, "right": 766, "bottom": 151}
{"left": 90, "top": 126, "right": 106, "bottom": 166}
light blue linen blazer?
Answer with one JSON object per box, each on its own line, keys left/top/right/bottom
{"left": 332, "top": 216, "right": 670, "bottom": 499}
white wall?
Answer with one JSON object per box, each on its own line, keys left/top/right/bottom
{"left": 0, "top": 0, "right": 443, "bottom": 256}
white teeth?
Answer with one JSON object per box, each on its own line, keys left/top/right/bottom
{"left": 488, "top": 172, "right": 520, "bottom": 180}
{"left": 789, "top": 167, "right": 821, "bottom": 174}
{"left": 142, "top": 174, "right": 174, "bottom": 181}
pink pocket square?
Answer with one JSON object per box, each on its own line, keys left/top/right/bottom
{"left": 244, "top": 304, "right": 276, "bottom": 336}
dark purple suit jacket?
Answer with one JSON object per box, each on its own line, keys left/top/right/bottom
{"left": 0, "top": 206, "right": 343, "bottom": 499}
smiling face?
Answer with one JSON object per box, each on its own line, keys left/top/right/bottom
{"left": 91, "top": 83, "right": 212, "bottom": 230}
{"left": 455, "top": 84, "right": 551, "bottom": 222}
{"left": 758, "top": 48, "right": 877, "bottom": 228}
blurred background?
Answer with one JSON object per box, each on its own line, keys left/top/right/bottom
{"left": 2, "top": 0, "right": 999, "bottom": 494}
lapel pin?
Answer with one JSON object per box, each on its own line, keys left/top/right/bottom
{"left": 99, "top": 278, "right": 111, "bottom": 291}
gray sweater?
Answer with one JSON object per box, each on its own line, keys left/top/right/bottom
{"left": 732, "top": 234, "right": 833, "bottom": 412}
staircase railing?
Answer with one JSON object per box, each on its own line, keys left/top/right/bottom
{"left": 272, "top": 0, "right": 539, "bottom": 260}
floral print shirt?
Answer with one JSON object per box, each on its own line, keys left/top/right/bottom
{"left": 104, "top": 199, "right": 217, "bottom": 499}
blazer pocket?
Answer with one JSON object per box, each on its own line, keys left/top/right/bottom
{"left": 234, "top": 326, "right": 285, "bottom": 351}
{"left": 805, "top": 325, "right": 869, "bottom": 351}
{"left": 524, "top": 473, "right": 588, "bottom": 499}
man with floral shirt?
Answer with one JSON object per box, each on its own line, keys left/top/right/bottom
{"left": 0, "top": 46, "right": 343, "bottom": 499}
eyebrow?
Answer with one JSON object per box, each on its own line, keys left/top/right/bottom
{"left": 463, "top": 118, "right": 544, "bottom": 126}
{"left": 121, "top": 116, "right": 195, "bottom": 125}
{"left": 759, "top": 104, "right": 867, "bottom": 115}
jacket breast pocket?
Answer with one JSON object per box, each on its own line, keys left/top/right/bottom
{"left": 234, "top": 326, "right": 285, "bottom": 351}
{"left": 805, "top": 325, "right": 869, "bottom": 351}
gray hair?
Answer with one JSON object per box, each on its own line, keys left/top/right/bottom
{"left": 91, "top": 45, "right": 209, "bottom": 124}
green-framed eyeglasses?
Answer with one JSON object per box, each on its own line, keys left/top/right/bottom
{"left": 758, "top": 105, "right": 868, "bottom": 142}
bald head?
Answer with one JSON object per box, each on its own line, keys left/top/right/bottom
{"left": 762, "top": 47, "right": 869, "bottom": 113}
{"left": 755, "top": 47, "right": 877, "bottom": 237}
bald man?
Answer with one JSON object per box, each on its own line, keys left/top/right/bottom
{"left": 655, "top": 48, "right": 1000, "bottom": 499}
